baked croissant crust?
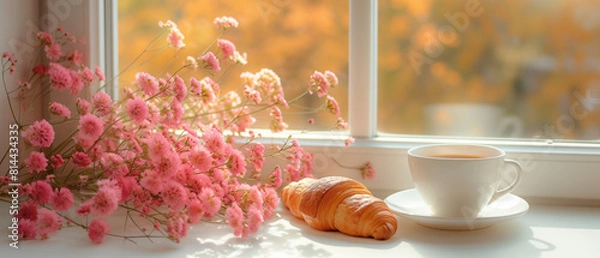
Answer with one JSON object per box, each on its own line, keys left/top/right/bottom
{"left": 281, "top": 176, "right": 398, "bottom": 240}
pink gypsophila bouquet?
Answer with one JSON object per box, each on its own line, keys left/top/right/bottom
{"left": 1, "top": 16, "right": 358, "bottom": 243}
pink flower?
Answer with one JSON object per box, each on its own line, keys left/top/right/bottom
{"left": 230, "top": 149, "right": 247, "bottom": 176}
{"left": 81, "top": 67, "right": 95, "bottom": 84}
{"left": 166, "top": 215, "right": 188, "bottom": 243}
{"left": 88, "top": 219, "right": 110, "bottom": 244}
{"left": 49, "top": 102, "right": 71, "bottom": 119}
{"left": 151, "top": 151, "right": 181, "bottom": 178}
{"left": 36, "top": 208, "right": 62, "bottom": 239}
{"left": 161, "top": 181, "right": 187, "bottom": 210}
{"left": 32, "top": 64, "right": 47, "bottom": 75}
{"left": 76, "top": 97, "right": 91, "bottom": 115}
{"left": 19, "top": 219, "right": 37, "bottom": 239}
{"left": 345, "top": 136, "right": 355, "bottom": 147}
{"left": 146, "top": 133, "right": 172, "bottom": 159}
{"left": 324, "top": 70, "right": 339, "bottom": 86}
{"left": 188, "top": 145, "right": 213, "bottom": 172}
{"left": 326, "top": 95, "right": 341, "bottom": 116}
{"left": 262, "top": 188, "right": 279, "bottom": 219}
{"left": 44, "top": 43, "right": 62, "bottom": 60}
{"left": 50, "top": 188, "right": 74, "bottom": 211}
{"left": 336, "top": 117, "right": 348, "bottom": 129}
{"left": 22, "top": 119, "right": 55, "bottom": 148}
{"left": 125, "top": 97, "right": 149, "bottom": 125}
{"left": 185, "top": 56, "right": 198, "bottom": 69}
{"left": 69, "top": 70, "right": 84, "bottom": 95}
{"left": 24, "top": 151, "right": 48, "bottom": 174}
{"left": 76, "top": 202, "right": 91, "bottom": 216}
{"left": 217, "top": 39, "right": 236, "bottom": 59}
{"left": 199, "top": 188, "right": 221, "bottom": 218}
{"left": 245, "top": 205, "right": 264, "bottom": 234}
{"left": 187, "top": 199, "right": 203, "bottom": 224}
{"left": 50, "top": 154, "right": 65, "bottom": 168}
{"left": 309, "top": 71, "right": 330, "bottom": 97}
{"left": 140, "top": 170, "right": 164, "bottom": 194}
{"left": 37, "top": 31, "right": 54, "bottom": 45}
{"left": 361, "top": 161, "right": 376, "bottom": 180}
{"left": 17, "top": 202, "right": 38, "bottom": 221}
{"left": 69, "top": 50, "right": 84, "bottom": 65}
{"left": 72, "top": 151, "right": 92, "bottom": 168}
{"left": 269, "top": 107, "right": 288, "bottom": 133}
{"left": 213, "top": 16, "right": 239, "bottom": 30}
{"left": 226, "top": 203, "right": 244, "bottom": 237}
{"left": 78, "top": 114, "right": 104, "bottom": 141}
{"left": 267, "top": 166, "right": 283, "bottom": 188}
{"left": 91, "top": 91, "right": 113, "bottom": 117}
{"left": 136, "top": 72, "right": 159, "bottom": 96}
{"left": 27, "top": 181, "right": 53, "bottom": 205}
{"left": 308, "top": 118, "right": 315, "bottom": 125}
{"left": 95, "top": 65, "right": 105, "bottom": 81}
{"left": 47, "top": 62, "right": 72, "bottom": 90}
{"left": 203, "top": 127, "right": 227, "bottom": 158}
{"left": 199, "top": 52, "right": 221, "bottom": 72}
{"left": 173, "top": 75, "right": 187, "bottom": 102}
{"left": 89, "top": 181, "right": 121, "bottom": 217}
{"left": 249, "top": 143, "right": 265, "bottom": 172}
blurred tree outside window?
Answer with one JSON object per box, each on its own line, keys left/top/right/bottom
{"left": 119, "top": 0, "right": 600, "bottom": 141}
{"left": 379, "top": 0, "right": 600, "bottom": 140}
{"left": 118, "top": 0, "right": 349, "bottom": 131}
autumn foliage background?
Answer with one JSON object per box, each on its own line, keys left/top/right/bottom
{"left": 120, "top": 0, "right": 600, "bottom": 140}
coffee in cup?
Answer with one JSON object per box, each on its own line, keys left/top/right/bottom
{"left": 407, "top": 144, "right": 522, "bottom": 218}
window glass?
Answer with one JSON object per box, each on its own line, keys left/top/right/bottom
{"left": 378, "top": 0, "right": 600, "bottom": 140}
{"left": 118, "top": 0, "right": 349, "bottom": 131}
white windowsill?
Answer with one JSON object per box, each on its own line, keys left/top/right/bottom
{"left": 2, "top": 202, "right": 599, "bottom": 257}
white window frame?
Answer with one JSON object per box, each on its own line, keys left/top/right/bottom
{"left": 69, "top": 0, "right": 599, "bottom": 204}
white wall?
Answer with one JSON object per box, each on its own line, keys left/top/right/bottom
{"left": 0, "top": 0, "right": 40, "bottom": 172}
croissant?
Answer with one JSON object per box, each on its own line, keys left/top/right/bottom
{"left": 281, "top": 176, "right": 398, "bottom": 240}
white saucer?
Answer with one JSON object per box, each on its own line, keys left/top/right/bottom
{"left": 384, "top": 189, "right": 529, "bottom": 230}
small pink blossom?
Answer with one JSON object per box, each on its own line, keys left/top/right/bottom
{"left": 326, "top": 95, "right": 341, "bottom": 116}
{"left": 125, "top": 97, "right": 149, "bottom": 125}
{"left": 361, "top": 161, "right": 376, "bottom": 180}
{"left": 217, "top": 39, "right": 236, "bottom": 59}
{"left": 168, "top": 29, "right": 186, "bottom": 48}
{"left": 47, "top": 62, "right": 72, "bottom": 90}
{"left": 151, "top": 151, "right": 181, "bottom": 178}
{"left": 89, "top": 182, "right": 121, "bottom": 217}
{"left": 309, "top": 71, "right": 330, "bottom": 97}
{"left": 140, "top": 170, "right": 164, "bottom": 195}
{"left": 81, "top": 67, "right": 95, "bottom": 84}
{"left": 188, "top": 145, "right": 213, "bottom": 172}
{"left": 37, "top": 31, "right": 54, "bottom": 45}
{"left": 185, "top": 56, "right": 198, "bottom": 69}
{"left": 161, "top": 181, "right": 187, "bottom": 210}
{"left": 187, "top": 199, "right": 203, "bottom": 224}
{"left": 19, "top": 219, "right": 37, "bottom": 239}
{"left": 230, "top": 149, "right": 247, "bottom": 176}
{"left": 336, "top": 117, "right": 348, "bottom": 129}
{"left": 199, "top": 188, "right": 221, "bottom": 218}
{"left": 95, "top": 65, "right": 105, "bottom": 81}
{"left": 345, "top": 136, "right": 355, "bottom": 147}
{"left": 69, "top": 50, "right": 84, "bottom": 65}
{"left": 50, "top": 187, "right": 74, "bottom": 211}
{"left": 136, "top": 72, "right": 159, "bottom": 96}
{"left": 24, "top": 151, "right": 48, "bottom": 174}
{"left": 172, "top": 75, "right": 187, "bottom": 102}
{"left": 245, "top": 205, "right": 264, "bottom": 234}
{"left": 308, "top": 118, "right": 315, "bottom": 124}
{"left": 50, "top": 154, "right": 65, "bottom": 168}
{"left": 166, "top": 215, "right": 188, "bottom": 243}
{"left": 267, "top": 166, "right": 283, "bottom": 188}
{"left": 214, "top": 16, "right": 239, "bottom": 30}
{"left": 45, "top": 43, "right": 62, "bottom": 60}
{"left": 199, "top": 52, "right": 221, "bottom": 72}
{"left": 324, "top": 70, "right": 339, "bottom": 86}
{"left": 76, "top": 97, "right": 91, "bottom": 115}
{"left": 72, "top": 151, "right": 92, "bottom": 168}
{"left": 22, "top": 120, "right": 55, "bottom": 148}
{"left": 49, "top": 102, "right": 71, "bottom": 119}
{"left": 88, "top": 219, "right": 110, "bottom": 244}
{"left": 68, "top": 70, "right": 84, "bottom": 95}
{"left": 226, "top": 203, "right": 244, "bottom": 237}
{"left": 17, "top": 202, "right": 39, "bottom": 221}
{"left": 249, "top": 143, "right": 265, "bottom": 172}
{"left": 91, "top": 91, "right": 113, "bottom": 117}
{"left": 36, "top": 208, "right": 62, "bottom": 239}
{"left": 76, "top": 202, "right": 91, "bottom": 216}
{"left": 262, "top": 188, "right": 279, "bottom": 219}
{"left": 32, "top": 64, "right": 47, "bottom": 75}
{"left": 78, "top": 114, "right": 104, "bottom": 141}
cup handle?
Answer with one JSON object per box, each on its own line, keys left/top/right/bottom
{"left": 489, "top": 158, "right": 523, "bottom": 204}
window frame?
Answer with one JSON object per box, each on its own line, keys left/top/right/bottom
{"left": 77, "top": 0, "right": 599, "bottom": 203}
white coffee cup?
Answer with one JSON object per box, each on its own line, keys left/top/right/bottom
{"left": 407, "top": 144, "right": 522, "bottom": 218}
